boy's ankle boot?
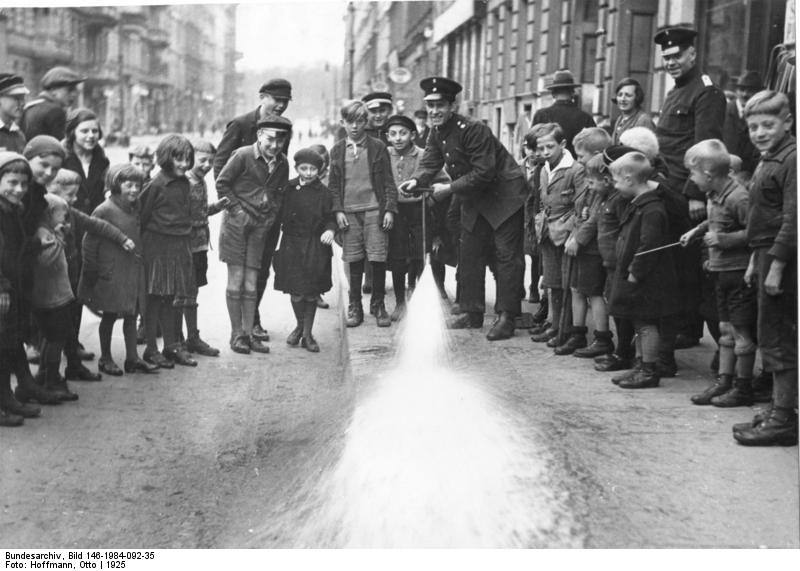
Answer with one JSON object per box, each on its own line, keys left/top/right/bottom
{"left": 374, "top": 301, "right": 391, "bottom": 327}
{"left": 711, "top": 377, "right": 754, "bottom": 408}
{"left": 618, "top": 361, "right": 660, "bottom": 389}
{"left": 346, "top": 301, "right": 364, "bottom": 327}
{"left": 554, "top": 327, "right": 588, "bottom": 355}
{"left": 691, "top": 374, "right": 733, "bottom": 405}
{"left": 655, "top": 352, "right": 678, "bottom": 377}
{"left": 13, "top": 370, "right": 62, "bottom": 405}
{"left": 734, "top": 406, "right": 798, "bottom": 446}
{"left": 574, "top": 330, "right": 614, "bottom": 358}
{"left": 532, "top": 297, "right": 548, "bottom": 324}
{"left": 611, "top": 357, "right": 642, "bottom": 385}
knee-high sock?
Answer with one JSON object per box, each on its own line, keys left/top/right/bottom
{"left": 392, "top": 270, "right": 406, "bottom": 305}
{"left": 225, "top": 290, "right": 243, "bottom": 337}
{"left": 184, "top": 305, "right": 199, "bottom": 339}
{"left": 145, "top": 295, "right": 163, "bottom": 352}
{"left": 371, "top": 262, "right": 387, "bottom": 302}
{"left": 99, "top": 313, "right": 117, "bottom": 360}
{"left": 349, "top": 259, "right": 365, "bottom": 302}
{"left": 290, "top": 300, "right": 304, "bottom": 329}
{"left": 303, "top": 300, "right": 318, "bottom": 339}
{"left": 241, "top": 291, "right": 258, "bottom": 336}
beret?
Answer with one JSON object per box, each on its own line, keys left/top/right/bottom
{"left": 293, "top": 148, "right": 324, "bottom": 170}
{"left": 23, "top": 135, "right": 66, "bottom": 160}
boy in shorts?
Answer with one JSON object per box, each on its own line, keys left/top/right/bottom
{"left": 216, "top": 115, "right": 291, "bottom": 354}
{"left": 328, "top": 101, "right": 397, "bottom": 327}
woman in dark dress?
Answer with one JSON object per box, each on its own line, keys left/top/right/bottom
{"left": 274, "top": 149, "right": 337, "bottom": 353}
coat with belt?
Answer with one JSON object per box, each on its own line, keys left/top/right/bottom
{"left": 609, "top": 189, "right": 678, "bottom": 320}
{"left": 328, "top": 134, "right": 398, "bottom": 217}
{"left": 78, "top": 196, "right": 145, "bottom": 316}
{"left": 412, "top": 113, "right": 526, "bottom": 232}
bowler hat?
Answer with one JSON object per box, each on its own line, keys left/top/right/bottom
{"left": 385, "top": 114, "right": 416, "bottom": 133}
{"left": 654, "top": 26, "right": 697, "bottom": 57}
{"left": 257, "top": 114, "right": 292, "bottom": 132}
{"left": 40, "top": 66, "right": 86, "bottom": 89}
{"left": 0, "top": 74, "right": 29, "bottom": 97}
{"left": 362, "top": 91, "right": 393, "bottom": 109}
{"left": 546, "top": 70, "right": 580, "bottom": 91}
{"left": 420, "top": 77, "right": 462, "bottom": 102}
{"left": 259, "top": 78, "right": 292, "bottom": 100}
{"left": 735, "top": 71, "right": 763, "bottom": 90}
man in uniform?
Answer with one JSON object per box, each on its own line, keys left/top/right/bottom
{"left": 0, "top": 74, "right": 29, "bottom": 153}
{"left": 362, "top": 91, "right": 393, "bottom": 147}
{"left": 214, "top": 78, "right": 293, "bottom": 342}
{"left": 400, "top": 77, "right": 527, "bottom": 341}
{"left": 20, "top": 66, "right": 84, "bottom": 140}
{"left": 532, "top": 70, "right": 595, "bottom": 157}
{"left": 654, "top": 25, "right": 727, "bottom": 350}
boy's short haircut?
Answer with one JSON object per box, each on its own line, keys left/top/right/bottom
{"left": 572, "top": 127, "right": 612, "bottom": 155}
{"left": 609, "top": 151, "right": 653, "bottom": 182}
{"left": 192, "top": 139, "right": 217, "bottom": 155}
{"left": 0, "top": 159, "right": 32, "bottom": 180}
{"left": 52, "top": 168, "right": 82, "bottom": 187}
{"left": 340, "top": 100, "right": 368, "bottom": 122}
{"left": 532, "top": 122, "right": 565, "bottom": 144}
{"left": 584, "top": 153, "right": 609, "bottom": 178}
{"left": 156, "top": 134, "right": 194, "bottom": 171}
{"left": 42, "top": 193, "right": 69, "bottom": 221}
{"left": 743, "top": 90, "right": 791, "bottom": 119}
{"left": 619, "top": 127, "right": 660, "bottom": 160}
{"left": 729, "top": 154, "right": 743, "bottom": 173}
{"left": 128, "top": 145, "right": 154, "bottom": 160}
{"left": 105, "top": 163, "right": 145, "bottom": 195}
{"left": 523, "top": 129, "right": 538, "bottom": 150}
{"left": 684, "top": 138, "right": 731, "bottom": 178}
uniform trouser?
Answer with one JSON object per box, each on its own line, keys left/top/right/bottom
{"left": 254, "top": 223, "right": 282, "bottom": 328}
{"left": 459, "top": 208, "right": 524, "bottom": 316}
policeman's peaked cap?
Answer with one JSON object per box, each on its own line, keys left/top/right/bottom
{"left": 654, "top": 26, "right": 698, "bottom": 57}
{"left": 420, "top": 77, "right": 462, "bottom": 102}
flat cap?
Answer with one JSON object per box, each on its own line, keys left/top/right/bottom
{"left": 259, "top": 78, "right": 292, "bottom": 100}
{"left": 41, "top": 66, "right": 86, "bottom": 89}
{"left": 362, "top": 91, "right": 393, "bottom": 109}
{"left": 654, "top": 26, "right": 697, "bottom": 56}
{"left": 0, "top": 74, "right": 29, "bottom": 97}
{"left": 385, "top": 114, "right": 416, "bottom": 133}
{"left": 256, "top": 114, "right": 293, "bottom": 132}
{"left": 420, "top": 77, "right": 462, "bottom": 102}
{"left": 293, "top": 148, "right": 324, "bottom": 171}
{"left": 23, "top": 135, "right": 66, "bottom": 160}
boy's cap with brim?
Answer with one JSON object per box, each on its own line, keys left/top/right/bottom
{"left": 259, "top": 78, "right": 293, "bottom": 100}
{"left": 23, "top": 135, "right": 66, "bottom": 160}
{"left": 0, "top": 74, "right": 30, "bottom": 97}
{"left": 654, "top": 26, "right": 697, "bottom": 57}
{"left": 602, "top": 145, "right": 640, "bottom": 167}
{"left": 362, "top": 91, "right": 393, "bottom": 109}
{"left": 0, "top": 151, "right": 29, "bottom": 171}
{"left": 257, "top": 115, "right": 293, "bottom": 132}
{"left": 420, "top": 77, "right": 462, "bottom": 102}
{"left": 385, "top": 114, "right": 417, "bottom": 133}
{"left": 41, "top": 66, "right": 86, "bottom": 89}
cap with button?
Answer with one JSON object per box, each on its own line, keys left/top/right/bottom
{"left": 385, "top": 114, "right": 417, "bottom": 133}
{"left": 654, "top": 26, "right": 698, "bottom": 57}
{"left": 602, "top": 145, "right": 640, "bottom": 167}
{"left": 420, "top": 77, "right": 462, "bottom": 102}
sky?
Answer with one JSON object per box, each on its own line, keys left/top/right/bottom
{"left": 236, "top": 0, "right": 348, "bottom": 70}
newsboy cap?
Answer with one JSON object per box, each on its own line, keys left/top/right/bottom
{"left": 293, "top": 148, "right": 324, "bottom": 171}
{"left": 259, "top": 78, "right": 292, "bottom": 100}
{"left": 40, "top": 66, "right": 86, "bottom": 89}
{"left": 385, "top": 114, "right": 417, "bottom": 133}
{"left": 23, "top": 135, "right": 66, "bottom": 160}
{"left": 256, "top": 114, "right": 293, "bottom": 132}
{"left": 420, "top": 77, "right": 462, "bottom": 102}
{"left": 654, "top": 26, "right": 697, "bottom": 57}
{"left": 0, "top": 74, "right": 29, "bottom": 97}
{"left": 735, "top": 71, "right": 763, "bottom": 90}
{"left": 362, "top": 91, "right": 393, "bottom": 109}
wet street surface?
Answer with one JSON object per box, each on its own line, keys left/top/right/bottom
{"left": 1, "top": 140, "right": 797, "bottom": 548}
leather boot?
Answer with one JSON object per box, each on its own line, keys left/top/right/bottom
{"left": 374, "top": 301, "right": 391, "bottom": 327}
{"left": 163, "top": 343, "right": 198, "bottom": 366}
{"left": 691, "top": 374, "right": 733, "bottom": 405}
{"left": 751, "top": 369, "right": 773, "bottom": 403}
{"left": 611, "top": 357, "right": 642, "bottom": 385}
{"left": 734, "top": 407, "right": 798, "bottom": 446}
{"left": 574, "top": 330, "right": 614, "bottom": 358}
{"left": 0, "top": 408, "right": 24, "bottom": 427}
{"left": 733, "top": 404, "right": 773, "bottom": 433}
{"left": 594, "top": 353, "right": 631, "bottom": 372}
{"left": 43, "top": 364, "right": 78, "bottom": 402}
{"left": 486, "top": 312, "right": 514, "bottom": 341}
{"left": 531, "top": 327, "right": 557, "bottom": 343}
{"left": 13, "top": 370, "right": 62, "bottom": 405}
{"left": 618, "top": 361, "right": 660, "bottom": 389}
{"left": 528, "top": 321, "right": 551, "bottom": 335}
{"left": 447, "top": 312, "right": 483, "bottom": 329}
{"left": 346, "top": 301, "right": 364, "bottom": 327}
{"left": 655, "top": 352, "right": 678, "bottom": 378}
{"left": 554, "top": 326, "right": 588, "bottom": 355}
{"left": 711, "top": 377, "right": 754, "bottom": 408}
{"left": 1, "top": 373, "right": 40, "bottom": 418}
{"left": 532, "top": 297, "right": 548, "bottom": 324}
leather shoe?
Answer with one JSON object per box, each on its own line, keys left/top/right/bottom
{"left": 316, "top": 295, "right": 330, "bottom": 309}
{"left": 655, "top": 354, "right": 678, "bottom": 377}
{"left": 374, "top": 301, "right": 391, "bottom": 327}
{"left": 691, "top": 375, "right": 733, "bottom": 405}
{"left": 346, "top": 302, "right": 364, "bottom": 327}
{"left": 553, "top": 328, "right": 588, "bottom": 355}
{"left": 163, "top": 345, "right": 198, "bottom": 366}
{"left": 711, "top": 378, "right": 754, "bottom": 408}
{"left": 486, "top": 312, "right": 515, "bottom": 341}
{"left": 618, "top": 362, "right": 660, "bottom": 389}
{"left": 252, "top": 324, "right": 270, "bottom": 342}
{"left": 230, "top": 335, "right": 251, "bottom": 355}
{"left": 594, "top": 354, "right": 631, "bottom": 372}
{"left": 77, "top": 343, "right": 95, "bottom": 361}
{"left": 733, "top": 406, "right": 772, "bottom": 433}
{"left": 611, "top": 357, "right": 642, "bottom": 384}
{"left": 447, "top": 312, "right": 483, "bottom": 329}
{"left": 301, "top": 336, "right": 320, "bottom": 353}
{"left": 734, "top": 407, "right": 798, "bottom": 446}
{"left": 65, "top": 364, "right": 103, "bottom": 381}
{"left": 13, "top": 377, "right": 62, "bottom": 405}
{"left": 1, "top": 391, "right": 41, "bottom": 418}
{"left": 531, "top": 327, "right": 557, "bottom": 343}
{"left": 286, "top": 326, "right": 303, "bottom": 346}
{"left": 143, "top": 348, "right": 174, "bottom": 368}
{"left": 574, "top": 332, "right": 614, "bottom": 358}
{"left": 186, "top": 333, "right": 220, "bottom": 357}
{"left": 528, "top": 321, "right": 551, "bottom": 335}
{"left": 249, "top": 336, "right": 270, "bottom": 354}
{"left": 124, "top": 358, "right": 159, "bottom": 374}
{"left": 97, "top": 358, "right": 123, "bottom": 377}
{"left": 0, "top": 408, "right": 24, "bottom": 426}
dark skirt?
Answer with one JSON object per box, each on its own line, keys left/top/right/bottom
{"left": 273, "top": 234, "right": 333, "bottom": 297}
{"left": 142, "top": 231, "right": 196, "bottom": 302}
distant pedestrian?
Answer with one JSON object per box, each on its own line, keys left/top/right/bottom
{"left": 413, "top": 109, "right": 431, "bottom": 148}
{"left": 20, "top": 66, "right": 84, "bottom": 141}
{"left": 532, "top": 70, "right": 596, "bottom": 157}
{"left": 273, "top": 148, "right": 337, "bottom": 353}
{"left": 0, "top": 74, "right": 29, "bottom": 154}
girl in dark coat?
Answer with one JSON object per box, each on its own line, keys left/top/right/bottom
{"left": 62, "top": 108, "right": 110, "bottom": 215}
{"left": 273, "top": 149, "right": 337, "bottom": 352}
{"left": 608, "top": 152, "right": 678, "bottom": 389}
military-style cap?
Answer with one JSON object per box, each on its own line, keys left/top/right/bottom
{"left": 256, "top": 114, "right": 293, "bottom": 132}
{"left": 654, "top": 26, "right": 697, "bottom": 57}
{"left": 293, "top": 148, "right": 324, "bottom": 170}
{"left": 385, "top": 114, "right": 416, "bottom": 133}
{"left": 602, "top": 145, "right": 639, "bottom": 167}
{"left": 259, "top": 78, "right": 292, "bottom": 100}
{"left": 735, "top": 71, "right": 763, "bottom": 90}
{"left": 41, "top": 66, "right": 86, "bottom": 89}
{"left": 546, "top": 70, "right": 580, "bottom": 91}
{"left": 362, "top": 91, "right": 393, "bottom": 109}
{"left": 420, "top": 77, "right": 462, "bottom": 102}
{"left": 413, "top": 109, "right": 428, "bottom": 119}
{"left": 0, "top": 74, "right": 29, "bottom": 97}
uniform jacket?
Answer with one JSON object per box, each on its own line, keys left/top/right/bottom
{"left": 412, "top": 113, "right": 526, "bottom": 232}
{"left": 213, "top": 108, "right": 292, "bottom": 179}
{"left": 62, "top": 144, "right": 110, "bottom": 214}
{"left": 78, "top": 196, "right": 144, "bottom": 315}
{"left": 0, "top": 119, "right": 26, "bottom": 153}
{"left": 722, "top": 99, "right": 760, "bottom": 177}
{"left": 746, "top": 134, "right": 796, "bottom": 261}
{"left": 655, "top": 66, "right": 727, "bottom": 200}
{"left": 609, "top": 189, "right": 678, "bottom": 320}
{"left": 20, "top": 92, "right": 66, "bottom": 140}
{"left": 532, "top": 100, "right": 596, "bottom": 156}
{"left": 328, "top": 135, "right": 398, "bottom": 216}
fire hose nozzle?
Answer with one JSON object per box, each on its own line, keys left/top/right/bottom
{"left": 406, "top": 187, "right": 435, "bottom": 196}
